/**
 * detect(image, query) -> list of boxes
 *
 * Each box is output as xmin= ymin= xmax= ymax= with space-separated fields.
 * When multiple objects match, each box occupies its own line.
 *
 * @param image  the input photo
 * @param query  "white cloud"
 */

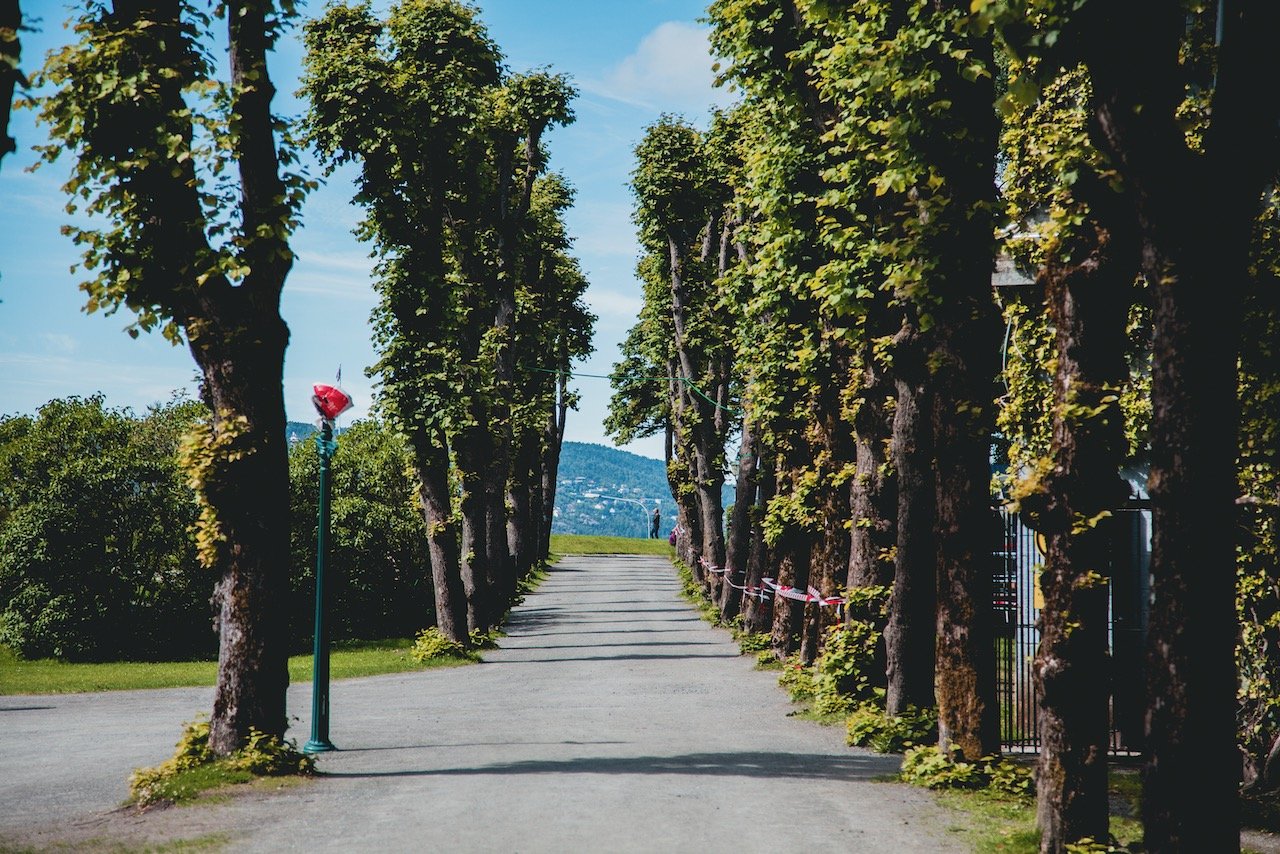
xmin=586 ymin=288 xmax=643 ymax=320
xmin=286 ymin=247 xmax=377 ymax=300
xmin=38 ymin=333 xmax=78 ymax=355
xmin=586 ymin=22 xmax=735 ymax=114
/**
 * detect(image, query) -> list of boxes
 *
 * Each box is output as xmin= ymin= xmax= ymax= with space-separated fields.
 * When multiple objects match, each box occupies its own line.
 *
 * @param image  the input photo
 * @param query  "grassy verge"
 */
xmin=0 ymin=638 xmax=471 ymax=696
xmin=0 ymin=832 xmax=232 ymax=853
xmin=924 ymin=766 xmax=1143 ymax=853
xmin=0 ymin=551 xmax=568 ymax=697
xmin=549 ymin=533 xmax=675 ymax=556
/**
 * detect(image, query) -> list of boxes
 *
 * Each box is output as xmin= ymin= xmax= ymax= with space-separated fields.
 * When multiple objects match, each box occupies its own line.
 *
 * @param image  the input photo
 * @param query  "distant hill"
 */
xmin=286 ymin=420 xmax=319 ymax=445
xmin=289 ymin=426 xmax=727 ymax=539
xmin=552 ymin=441 xmax=733 ymax=539
xmin=286 ymin=420 xmax=348 ymax=447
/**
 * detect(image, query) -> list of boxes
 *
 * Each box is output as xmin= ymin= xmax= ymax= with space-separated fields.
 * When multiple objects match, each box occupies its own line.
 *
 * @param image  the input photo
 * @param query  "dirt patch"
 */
xmin=0 ymin=775 xmax=317 ymax=853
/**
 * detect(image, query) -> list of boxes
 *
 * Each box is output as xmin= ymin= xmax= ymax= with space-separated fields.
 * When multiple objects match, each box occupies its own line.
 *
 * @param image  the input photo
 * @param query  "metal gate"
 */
xmin=994 ymin=502 xmax=1151 ymax=755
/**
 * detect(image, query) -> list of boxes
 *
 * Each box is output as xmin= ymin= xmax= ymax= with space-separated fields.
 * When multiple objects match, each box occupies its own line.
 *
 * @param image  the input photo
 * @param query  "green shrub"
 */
xmin=778 ymin=654 xmax=817 ymax=702
xmin=736 ymin=631 xmax=771 ymax=653
xmin=0 ymin=395 xmax=212 ymax=662
xmin=129 ymin=717 xmax=313 ymax=807
xmin=232 ymin=727 xmax=316 ymax=776
xmin=899 ymin=745 xmax=1034 ymax=800
xmin=1064 ymin=840 xmax=1123 ymax=853
xmin=288 ymin=419 xmax=435 ymax=650
xmin=811 ymin=620 xmax=882 ymax=712
xmin=755 ymin=650 xmax=782 ymax=669
xmin=410 ymin=627 xmax=468 ymax=662
xmin=469 ymin=628 xmax=500 ymax=650
xmin=845 ymin=703 xmax=938 ymax=753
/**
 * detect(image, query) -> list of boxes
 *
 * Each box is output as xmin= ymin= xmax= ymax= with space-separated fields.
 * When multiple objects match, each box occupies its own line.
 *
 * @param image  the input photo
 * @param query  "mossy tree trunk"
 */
xmin=1028 ymin=185 xmax=1138 ymax=850
xmin=411 ymin=431 xmax=468 ymax=645
xmin=1073 ymin=4 xmax=1280 ymax=847
xmin=885 ymin=336 xmax=937 ymax=715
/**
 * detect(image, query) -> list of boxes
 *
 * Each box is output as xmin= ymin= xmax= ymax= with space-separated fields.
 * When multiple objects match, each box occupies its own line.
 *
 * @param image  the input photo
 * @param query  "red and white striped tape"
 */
xmin=762 ymin=578 xmax=842 ymax=607
xmin=692 ymin=560 xmax=840 ymax=607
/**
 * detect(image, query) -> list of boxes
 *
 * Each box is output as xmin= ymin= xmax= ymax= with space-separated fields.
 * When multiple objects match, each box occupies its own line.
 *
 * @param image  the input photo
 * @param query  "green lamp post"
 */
xmin=303 ymin=379 xmax=352 ymax=755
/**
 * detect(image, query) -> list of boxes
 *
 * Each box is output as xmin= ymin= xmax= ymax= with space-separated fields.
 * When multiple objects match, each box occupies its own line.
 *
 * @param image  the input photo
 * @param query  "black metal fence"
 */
xmin=995 ymin=502 xmax=1151 ymax=755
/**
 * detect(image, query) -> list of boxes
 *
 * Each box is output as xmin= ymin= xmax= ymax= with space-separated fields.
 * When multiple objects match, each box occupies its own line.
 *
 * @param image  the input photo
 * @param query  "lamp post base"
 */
xmin=302 ymin=739 xmax=337 ymax=754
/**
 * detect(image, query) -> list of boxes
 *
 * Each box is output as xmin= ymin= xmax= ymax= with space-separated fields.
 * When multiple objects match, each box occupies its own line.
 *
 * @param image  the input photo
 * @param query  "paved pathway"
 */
xmin=1 ymin=555 xmax=967 ymax=853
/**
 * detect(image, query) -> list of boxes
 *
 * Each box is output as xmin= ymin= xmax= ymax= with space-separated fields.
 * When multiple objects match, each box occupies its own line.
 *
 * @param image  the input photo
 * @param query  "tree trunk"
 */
xmin=803 ymin=336 xmax=854 ymax=662
xmin=506 ymin=425 xmax=540 ymax=581
xmin=720 ymin=416 xmax=757 ymax=622
xmin=539 ymin=374 xmax=569 ymax=560
xmin=485 ymin=471 xmax=511 ymax=607
xmin=1075 ymin=5 xmax=1280 ymax=846
xmin=0 ymin=0 xmax=19 ymax=164
xmin=770 ymin=464 xmax=812 ymax=660
xmin=692 ymin=440 xmax=728 ymax=598
xmin=741 ymin=448 xmax=775 ymax=636
xmin=668 ymin=234 xmax=728 ymax=596
xmin=885 ymin=361 xmax=937 ymax=716
xmin=1030 ymin=201 xmax=1137 ymax=851
xmin=769 ymin=536 xmax=810 ymax=660
xmin=1138 ymin=233 xmax=1243 ymax=854
xmin=926 ymin=11 xmax=1001 ymax=762
xmin=849 ymin=319 xmax=898 ymax=592
xmin=455 ymin=425 xmax=492 ymax=634
xmin=199 ymin=0 xmax=295 ymax=757
xmin=410 ymin=430 xmax=468 ymax=644
xmin=668 ymin=414 xmax=703 ymax=573
xmin=195 ymin=320 xmax=291 ymax=756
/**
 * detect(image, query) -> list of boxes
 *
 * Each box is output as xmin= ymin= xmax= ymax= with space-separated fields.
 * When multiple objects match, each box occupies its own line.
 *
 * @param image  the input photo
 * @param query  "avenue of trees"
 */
xmin=297 ymin=0 xmax=593 ymax=641
xmin=5 ymin=0 xmax=592 ymax=762
xmin=606 ymin=2 xmax=1280 ymax=852
xmin=6 ymin=1 xmax=1280 ymax=852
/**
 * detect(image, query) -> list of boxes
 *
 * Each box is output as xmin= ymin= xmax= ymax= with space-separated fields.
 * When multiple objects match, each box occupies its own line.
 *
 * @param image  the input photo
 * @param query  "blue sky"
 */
xmin=0 ymin=0 xmax=734 ymax=461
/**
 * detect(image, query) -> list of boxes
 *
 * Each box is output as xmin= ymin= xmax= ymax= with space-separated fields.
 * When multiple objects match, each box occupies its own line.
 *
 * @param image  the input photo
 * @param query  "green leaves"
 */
xmin=35 ymin=0 xmax=309 ymax=341
xmin=0 ymin=395 xmax=211 ymax=662
xmin=300 ymin=0 xmax=590 ymax=567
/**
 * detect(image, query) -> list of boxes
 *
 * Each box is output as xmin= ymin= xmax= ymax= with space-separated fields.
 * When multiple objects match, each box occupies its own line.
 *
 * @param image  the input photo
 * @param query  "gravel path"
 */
xmin=1 ymin=554 xmax=968 ymax=853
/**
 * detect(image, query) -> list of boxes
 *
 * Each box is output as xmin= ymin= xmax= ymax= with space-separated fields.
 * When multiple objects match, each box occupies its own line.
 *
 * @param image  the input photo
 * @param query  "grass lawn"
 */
xmin=0 ymin=638 xmax=470 ymax=696
xmin=0 ymin=538 xmax=669 ymax=696
xmin=549 ymin=532 xmax=675 ymax=556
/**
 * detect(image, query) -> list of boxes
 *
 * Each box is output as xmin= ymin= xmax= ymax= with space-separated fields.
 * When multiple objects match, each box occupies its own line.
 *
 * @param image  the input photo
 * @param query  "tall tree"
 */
xmin=302 ymin=0 xmax=585 ymax=638
xmin=631 ymin=116 xmax=736 ymax=597
xmin=998 ymin=62 xmax=1144 ymax=850
xmin=300 ymin=0 xmax=501 ymax=642
xmin=36 ymin=0 xmax=310 ymax=754
xmin=509 ymin=174 xmax=594 ymax=573
xmin=471 ymin=70 xmax=575 ymax=605
xmin=987 ymin=2 xmax=1280 ymax=847
xmin=806 ymin=0 xmax=1002 ymax=758
xmin=710 ymin=0 xmax=1003 ymax=748
xmin=0 ymin=0 xmax=20 ymax=166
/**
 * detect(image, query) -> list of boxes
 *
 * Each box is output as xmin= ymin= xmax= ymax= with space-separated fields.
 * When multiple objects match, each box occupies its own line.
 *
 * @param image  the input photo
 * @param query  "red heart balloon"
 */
xmin=312 ymin=383 xmax=354 ymax=421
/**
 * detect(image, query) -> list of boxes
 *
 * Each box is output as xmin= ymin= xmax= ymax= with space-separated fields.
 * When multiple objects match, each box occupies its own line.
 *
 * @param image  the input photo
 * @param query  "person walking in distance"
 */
xmin=650 ymin=505 xmax=661 ymax=539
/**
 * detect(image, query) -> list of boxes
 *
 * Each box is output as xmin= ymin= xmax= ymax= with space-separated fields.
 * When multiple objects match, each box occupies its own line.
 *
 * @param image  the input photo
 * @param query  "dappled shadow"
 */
xmin=321 ymin=749 xmax=901 ymax=782
xmin=498 ymin=641 xmax=724 ymax=651
xmin=579 ymin=607 xmax=694 ymax=614
xmin=335 ymin=739 xmax=630 ymax=753
xmin=496 ymin=610 xmax=568 ymax=633
xmin=508 ymin=628 xmax=709 ymax=638
xmin=485 ymin=652 xmax=739 ymax=664
xmin=538 ymin=617 xmax=703 ymax=626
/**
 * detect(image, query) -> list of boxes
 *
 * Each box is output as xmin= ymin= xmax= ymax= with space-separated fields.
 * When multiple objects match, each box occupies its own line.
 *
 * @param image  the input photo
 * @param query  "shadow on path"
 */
xmin=321 ymin=750 xmax=901 ymax=783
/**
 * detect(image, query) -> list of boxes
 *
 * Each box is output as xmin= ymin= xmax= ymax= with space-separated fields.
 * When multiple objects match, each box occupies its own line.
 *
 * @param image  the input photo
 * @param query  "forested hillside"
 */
xmin=552 ymin=441 xmax=731 ymax=538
